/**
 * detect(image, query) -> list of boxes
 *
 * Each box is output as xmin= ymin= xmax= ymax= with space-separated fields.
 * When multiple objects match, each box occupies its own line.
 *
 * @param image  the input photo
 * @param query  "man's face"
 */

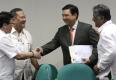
xmin=4 ymin=19 xmax=13 ymax=33
xmin=5 ymin=24 xmax=13 ymax=33
xmin=92 ymin=15 xmax=103 ymax=28
xmin=14 ymin=11 xmax=26 ymax=29
xmin=62 ymin=9 xmax=77 ymax=26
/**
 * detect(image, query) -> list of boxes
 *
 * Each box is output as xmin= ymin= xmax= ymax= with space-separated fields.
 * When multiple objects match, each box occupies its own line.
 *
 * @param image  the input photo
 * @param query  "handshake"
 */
xmin=31 ymin=48 xmax=43 ymax=59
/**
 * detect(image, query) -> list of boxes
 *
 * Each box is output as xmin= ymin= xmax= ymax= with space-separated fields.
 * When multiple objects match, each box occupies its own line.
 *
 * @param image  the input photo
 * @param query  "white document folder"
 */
xmin=69 ymin=45 xmax=93 ymax=63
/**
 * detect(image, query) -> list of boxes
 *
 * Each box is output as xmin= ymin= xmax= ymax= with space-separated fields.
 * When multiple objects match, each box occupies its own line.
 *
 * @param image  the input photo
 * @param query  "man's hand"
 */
xmin=36 ymin=48 xmax=43 ymax=54
xmin=94 ymin=65 xmax=100 ymax=75
xmin=32 ymin=49 xmax=41 ymax=59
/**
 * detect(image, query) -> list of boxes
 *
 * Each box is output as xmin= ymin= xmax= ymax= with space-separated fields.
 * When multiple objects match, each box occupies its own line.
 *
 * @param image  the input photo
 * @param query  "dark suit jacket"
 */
xmin=41 ymin=21 xmax=99 ymax=67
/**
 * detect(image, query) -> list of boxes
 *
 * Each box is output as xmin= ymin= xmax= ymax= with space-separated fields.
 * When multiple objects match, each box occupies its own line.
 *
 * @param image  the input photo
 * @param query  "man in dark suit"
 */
xmin=36 ymin=4 xmax=99 ymax=68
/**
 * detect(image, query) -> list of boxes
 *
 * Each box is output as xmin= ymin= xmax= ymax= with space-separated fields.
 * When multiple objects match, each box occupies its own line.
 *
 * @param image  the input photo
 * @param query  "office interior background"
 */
xmin=0 ymin=0 xmax=116 ymax=68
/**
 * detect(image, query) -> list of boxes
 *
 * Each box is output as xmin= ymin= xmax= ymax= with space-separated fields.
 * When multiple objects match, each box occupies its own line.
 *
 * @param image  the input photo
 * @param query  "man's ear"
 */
xmin=3 ymin=23 xmax=7 ymax=28
xmin=11 ymin=17 xmax=15 ymax=23
xmin=73 ymin=13 xmax=77 ymax=16
xmin=10 ymin=17 xmax=16 ymax=24
xmin=74 ymin=13 xmax=78 ymax=19
xmin=99 ymin=16 xmax=105 ymax=20
xmin=2 ymin=23 xmax=8 ymax=31
xmin=96 ymin=16 xmax=104 ymax=22
xmin=100 ymin=16 xmax=106 ymax=23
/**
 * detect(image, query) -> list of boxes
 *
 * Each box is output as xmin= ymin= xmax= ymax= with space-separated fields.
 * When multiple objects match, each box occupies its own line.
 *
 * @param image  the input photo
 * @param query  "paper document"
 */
xmin=69 ymin=45 xmax=93 ymax=63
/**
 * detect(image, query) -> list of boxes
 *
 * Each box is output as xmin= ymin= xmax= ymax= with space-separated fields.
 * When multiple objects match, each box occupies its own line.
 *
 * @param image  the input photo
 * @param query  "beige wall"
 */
xmin=0 ymin=0 xmax=116 ymax=69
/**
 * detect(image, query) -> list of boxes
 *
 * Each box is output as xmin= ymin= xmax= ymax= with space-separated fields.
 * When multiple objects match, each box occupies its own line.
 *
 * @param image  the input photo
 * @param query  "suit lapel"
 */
xmin=74 ymin=22 xmax=81 ymax=45
xmin=64 ymin=25 xmax=72 ymax=46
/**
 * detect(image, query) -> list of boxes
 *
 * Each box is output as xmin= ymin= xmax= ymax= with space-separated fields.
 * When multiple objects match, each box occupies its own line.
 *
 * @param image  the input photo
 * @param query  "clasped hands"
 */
xmin=31 ymin=48 xmax=43 ymax=59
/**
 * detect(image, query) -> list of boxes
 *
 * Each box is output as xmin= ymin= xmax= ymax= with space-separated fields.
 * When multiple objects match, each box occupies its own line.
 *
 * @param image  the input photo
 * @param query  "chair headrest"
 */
xmin=35 ymin=64 xmax=58 ymax=80
xmin=57 ymin=63 xmax=96 ymax=80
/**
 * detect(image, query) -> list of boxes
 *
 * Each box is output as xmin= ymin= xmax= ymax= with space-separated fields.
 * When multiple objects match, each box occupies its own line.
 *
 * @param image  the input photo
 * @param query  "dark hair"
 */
xmin=62 ymin=4 xmax=79 ymax=16
xmin=93 ymin=4 xmax=111 ymax=20
xmin=10 ymin=8 xmax=23 ymax=17
xmin=0 ymin=11 xmax=13 ymax=28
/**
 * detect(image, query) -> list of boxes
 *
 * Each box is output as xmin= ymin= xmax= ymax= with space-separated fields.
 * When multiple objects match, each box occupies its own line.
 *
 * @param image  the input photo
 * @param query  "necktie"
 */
xmin=69 ymin=28 xmax=75 ymax=45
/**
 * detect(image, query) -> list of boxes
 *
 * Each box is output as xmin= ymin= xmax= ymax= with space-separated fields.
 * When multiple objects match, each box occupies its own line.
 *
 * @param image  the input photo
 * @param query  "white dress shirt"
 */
xmin=97 ymin=20 xmax=116 ymax=80
xmin=0 ymin=30 xmax=17 ymax=80
xmin=10 ymin=27 xmax=33 ymax=80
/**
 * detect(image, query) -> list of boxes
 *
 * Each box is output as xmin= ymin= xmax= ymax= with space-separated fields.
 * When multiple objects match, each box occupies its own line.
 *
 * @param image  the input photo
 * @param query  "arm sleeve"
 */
xmin=97 ymin=33 xmax=115 ymax=71
xmin=0 ymin=37 xmax=17 ymax=58
xmin=41 ymin=29 xmax=60 ymax=55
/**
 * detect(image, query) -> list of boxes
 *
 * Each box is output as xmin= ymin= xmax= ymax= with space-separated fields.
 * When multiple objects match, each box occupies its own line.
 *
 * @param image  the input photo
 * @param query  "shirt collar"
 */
xmin=98 ymin=20 xmax=112 ymax=33
xmin=11 ymin=27 xmax=24 ymax=34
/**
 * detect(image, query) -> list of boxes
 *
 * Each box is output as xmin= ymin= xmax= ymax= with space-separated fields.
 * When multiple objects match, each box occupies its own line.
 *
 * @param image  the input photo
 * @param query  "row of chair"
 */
xmin=35 ymin=63 xmax=96 ymax=80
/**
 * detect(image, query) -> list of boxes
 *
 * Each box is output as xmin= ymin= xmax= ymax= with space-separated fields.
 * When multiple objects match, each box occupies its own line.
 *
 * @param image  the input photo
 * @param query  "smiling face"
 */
xmin=13 ymin=10 xmax=26 ymax=32
xmin=62 ymin=9 xmax=77 ymax=26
